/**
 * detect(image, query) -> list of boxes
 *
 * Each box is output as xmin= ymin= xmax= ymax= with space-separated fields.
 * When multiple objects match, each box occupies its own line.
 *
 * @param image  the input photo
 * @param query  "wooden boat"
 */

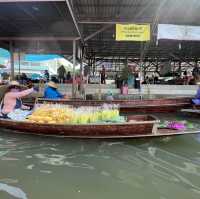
xmin=0 ymin=115 xmax=199 ymax=138
xmin=0 ymin=115 xmax=159 ymax=138
xmin=36 ymin=97 xmax=192 ymax=113
xmin=181 ymin=109 xmax=200 ymax=116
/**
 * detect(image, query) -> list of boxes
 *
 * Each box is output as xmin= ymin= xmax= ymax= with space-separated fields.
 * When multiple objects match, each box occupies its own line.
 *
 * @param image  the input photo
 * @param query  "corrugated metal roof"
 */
xmin=72 ymin=0 xmax=200 ymax=59
xmin=1 ymin=0 xmax=200 ymax=60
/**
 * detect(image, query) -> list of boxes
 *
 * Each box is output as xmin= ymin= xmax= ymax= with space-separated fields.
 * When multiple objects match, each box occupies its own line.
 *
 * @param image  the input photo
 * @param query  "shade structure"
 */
xmin=1 ymin=0 xmax=200 ymax=61
xmin=0 ymin=64 xmax=6 ymax=68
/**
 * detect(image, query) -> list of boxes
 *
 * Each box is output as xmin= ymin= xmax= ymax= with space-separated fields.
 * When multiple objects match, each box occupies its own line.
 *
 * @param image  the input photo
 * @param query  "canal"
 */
xmin=0 ymin=113 xmax=199 ymax=199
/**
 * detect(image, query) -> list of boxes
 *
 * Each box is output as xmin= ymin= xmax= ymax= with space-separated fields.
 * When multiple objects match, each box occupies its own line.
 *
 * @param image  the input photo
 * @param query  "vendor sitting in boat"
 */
xmin=0 ymin=81 xmax=36 ymax=119
xmin=192 ymin=82 xmax=200 ymax=106
xmin=44 ymin=81 xmax=67 ymax=99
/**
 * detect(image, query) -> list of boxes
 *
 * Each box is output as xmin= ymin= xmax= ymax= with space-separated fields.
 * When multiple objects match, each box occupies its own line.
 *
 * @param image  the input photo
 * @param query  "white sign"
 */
xmin=157 ymin=24 xmax=200 ymax=41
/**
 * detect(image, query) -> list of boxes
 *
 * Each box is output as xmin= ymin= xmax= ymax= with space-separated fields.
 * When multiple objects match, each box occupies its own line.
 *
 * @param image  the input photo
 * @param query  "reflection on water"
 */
xmin=0 ymin=183 xmax=27 ymax=199
xmin=0 ymin=114 xmax=199 ymax=199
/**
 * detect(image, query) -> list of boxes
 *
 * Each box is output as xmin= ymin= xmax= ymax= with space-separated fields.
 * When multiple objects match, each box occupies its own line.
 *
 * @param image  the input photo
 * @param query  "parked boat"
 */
xmin=0 ymin=115 xmax=158 ymax=138
xmin=0 ymin=115 xmax=199 ymax=138
xmin=181 ymin=109 xmax=200 ymax=116
xmin=36 ymin=97 xmax=192 ymax=113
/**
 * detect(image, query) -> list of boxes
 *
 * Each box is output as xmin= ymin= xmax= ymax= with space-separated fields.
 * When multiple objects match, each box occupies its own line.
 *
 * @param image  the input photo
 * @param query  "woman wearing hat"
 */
xmin=44 ymin=81 xmax=66 ymax=99
xmin=192 ymin=82 xmax=200 ymax=106
xmin=0 ymin=81 xmax=36 ymax=118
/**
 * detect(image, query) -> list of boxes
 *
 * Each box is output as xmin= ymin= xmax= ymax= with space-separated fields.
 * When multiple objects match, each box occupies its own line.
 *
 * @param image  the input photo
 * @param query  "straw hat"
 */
xmin=7 ymin=80 xmax=27 ymax=91
xmin=8 ymin=81 xmax=21 ymax=87
xmin=0 ymin=81 xmax=24 ymax=101
xmin=48 ymin=81 xmax=58 ymax=89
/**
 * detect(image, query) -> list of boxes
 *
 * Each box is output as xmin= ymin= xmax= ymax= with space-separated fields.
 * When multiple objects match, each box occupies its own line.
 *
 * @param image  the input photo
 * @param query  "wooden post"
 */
xmin=139 ymin=42 xmax=143 ymax=99
xmin=80 ymin=46 xmax=85 ymax=99
xmin=72 ymin=40 xmax=76 ymax=98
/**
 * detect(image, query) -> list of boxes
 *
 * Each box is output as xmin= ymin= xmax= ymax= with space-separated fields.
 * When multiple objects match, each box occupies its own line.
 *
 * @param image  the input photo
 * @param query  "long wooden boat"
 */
xmin=0 ymin=115 xmax=199 ymax=138
xmin=36 ymin=97 xmax=192 ymax=113
xmin=181 ymin=109 xmax=200 ymax=116
xmin=0 ymin=115 xmax=159 ymax=138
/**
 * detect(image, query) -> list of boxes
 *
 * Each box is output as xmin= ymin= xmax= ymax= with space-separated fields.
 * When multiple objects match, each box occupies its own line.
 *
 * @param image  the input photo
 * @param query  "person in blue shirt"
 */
xmin=192 ymin=82 xmax=200 ymax=105
xmin=44 ymin=81 xmax=66 ymax=99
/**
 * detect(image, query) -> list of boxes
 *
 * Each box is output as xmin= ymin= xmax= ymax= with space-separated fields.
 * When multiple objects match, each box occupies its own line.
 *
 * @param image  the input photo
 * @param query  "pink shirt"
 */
xmin=1 ymin=88 xmax=34 ymax=114
xmin=76 ymin=77 xmax=81 ymax=85
xmin=121 ymin=86 xmax=128 ymax=95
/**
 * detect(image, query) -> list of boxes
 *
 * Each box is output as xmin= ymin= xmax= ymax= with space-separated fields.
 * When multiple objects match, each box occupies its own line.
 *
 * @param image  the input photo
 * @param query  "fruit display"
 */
xmin=27 ymin=104 xmax=125 ymax=124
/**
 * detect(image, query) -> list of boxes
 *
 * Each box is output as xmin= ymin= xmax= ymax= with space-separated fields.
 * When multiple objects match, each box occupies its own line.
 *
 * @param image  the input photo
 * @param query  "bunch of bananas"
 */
xmin=27 ymin=105 xmax=120 ymax=124
xmin=27 ymin=106 xmax=73 ymax=124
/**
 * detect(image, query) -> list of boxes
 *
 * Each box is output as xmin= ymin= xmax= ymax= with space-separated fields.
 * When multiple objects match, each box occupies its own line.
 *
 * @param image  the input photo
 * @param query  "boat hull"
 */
xmin=0 ymin=115 xmax=159 ymax=138
xmin=0 ymin=119 xmax=199 ymax=139
xmin=36 ymin=97 xmax=192 ymax=113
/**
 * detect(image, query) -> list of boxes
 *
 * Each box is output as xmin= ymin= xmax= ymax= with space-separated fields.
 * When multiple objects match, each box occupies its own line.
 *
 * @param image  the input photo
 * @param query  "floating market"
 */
xmin=0 ymin=1 xmax=200 ymax=199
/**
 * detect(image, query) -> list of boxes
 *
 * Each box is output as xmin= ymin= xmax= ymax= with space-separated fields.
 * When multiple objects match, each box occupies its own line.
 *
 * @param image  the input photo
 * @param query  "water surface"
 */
xmin=0 ymin=113 xmax=199 ymax=199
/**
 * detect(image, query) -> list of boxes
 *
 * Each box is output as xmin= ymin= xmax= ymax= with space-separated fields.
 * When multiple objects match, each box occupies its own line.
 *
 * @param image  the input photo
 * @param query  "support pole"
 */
xmin=139 ymin=42 xmax=143 ymax=99
xmin=72 ymin=40 xmax=76 ymax=98
xmin=18 ymin=50 xmax=21 ymax=75
xmin=9 ymin=41 xmax=14 ymax=80
xmin=80 ymin=46 xmax=84 ymax=98
xmin=65 ymin=0 xmax=84 ymax=44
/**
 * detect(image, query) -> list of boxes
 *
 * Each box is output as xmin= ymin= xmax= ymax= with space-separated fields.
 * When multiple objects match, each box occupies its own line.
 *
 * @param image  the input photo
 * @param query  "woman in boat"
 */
xmin=44 ymin=81 xmax=66 ymax=99
xmin=192 ymin=82 xmax=200 ymax=106
xmin=0 ymin=81 xmax=36 ymax=119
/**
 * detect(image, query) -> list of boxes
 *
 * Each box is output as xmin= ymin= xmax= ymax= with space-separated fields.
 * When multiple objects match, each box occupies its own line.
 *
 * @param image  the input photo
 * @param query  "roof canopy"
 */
xmin=0 ymin=0 xmax=78 ymax=55
xmin=1 ymin=0 xmax=200 ymax=60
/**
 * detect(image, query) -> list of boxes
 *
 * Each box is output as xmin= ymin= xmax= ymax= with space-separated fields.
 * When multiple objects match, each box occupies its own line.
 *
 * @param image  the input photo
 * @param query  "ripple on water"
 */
xmin=0 ymin=117 xmax=199 ymax=199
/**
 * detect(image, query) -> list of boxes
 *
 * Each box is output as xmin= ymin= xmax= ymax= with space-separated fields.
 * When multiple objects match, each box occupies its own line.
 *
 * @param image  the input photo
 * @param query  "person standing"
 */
xmin=100 ymin=65 xmax=106 ymax=84
xmin=192 ymin=82 xmax=200 ymax=106
xmin=66 ymin=71 xmax=72 ymax=83
xmin=183 ymin=70 xmax=188 ymax=85
xmin=76 ymin=75 xmax=81 ymax=91
xmin=192 ymin=65 xmax=200 ymax=83
xmin=44 ymin=70 xmax=49 ymax=82
xmin=57 ymin=65 xmax=66 ymax=84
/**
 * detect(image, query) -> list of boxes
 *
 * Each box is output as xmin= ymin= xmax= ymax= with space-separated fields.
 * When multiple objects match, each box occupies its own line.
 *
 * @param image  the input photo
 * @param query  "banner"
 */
xmin=116 ymin=24 xmax=150 ymax=41
xmin=158 ymin=24 xmax=200 ymax=41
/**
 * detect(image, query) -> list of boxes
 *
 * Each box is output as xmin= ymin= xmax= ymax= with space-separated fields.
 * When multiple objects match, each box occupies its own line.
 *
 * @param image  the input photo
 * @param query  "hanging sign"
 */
xmin=158 ymin=24 xmax=200 ymax=41
xmin=116 ymin=24 xmax=151 ymax=41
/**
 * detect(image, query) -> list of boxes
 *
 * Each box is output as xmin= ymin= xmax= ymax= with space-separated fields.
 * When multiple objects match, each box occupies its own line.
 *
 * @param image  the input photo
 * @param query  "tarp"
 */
xmin=0 ymin=48 xmax=61 ymax=62
xmin=116 ymin=24 xmax=150 ymax=41
xmin=0 ymin=48 xmax=9 ymax=58
xmin=158 ymin=24 xmax=200 ymax=41
xmin=0 ymin=48 xmax=9 ymax=65
xmin=25 ymin=54 xmax=61 ymax=62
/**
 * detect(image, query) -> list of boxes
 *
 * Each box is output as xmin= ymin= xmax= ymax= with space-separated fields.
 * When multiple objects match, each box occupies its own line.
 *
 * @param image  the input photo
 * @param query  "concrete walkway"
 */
xmin=54 ymin=84 xmax=197 ymax=97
